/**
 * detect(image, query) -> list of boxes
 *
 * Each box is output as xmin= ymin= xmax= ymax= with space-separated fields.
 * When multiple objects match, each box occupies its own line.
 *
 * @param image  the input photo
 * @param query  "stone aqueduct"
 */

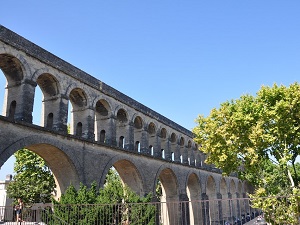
xmin=0 ymin=25 xmax=252 ymax=223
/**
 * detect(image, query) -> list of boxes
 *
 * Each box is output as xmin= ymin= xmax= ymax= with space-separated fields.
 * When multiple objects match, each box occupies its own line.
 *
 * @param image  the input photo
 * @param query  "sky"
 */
xmin=0 ymin=0 xmax=300 ymax=180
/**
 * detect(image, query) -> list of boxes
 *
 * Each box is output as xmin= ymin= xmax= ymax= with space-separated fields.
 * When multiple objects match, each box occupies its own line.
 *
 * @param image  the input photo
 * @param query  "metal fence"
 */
xmin=0 ymin=197 xmax=288 ymax=225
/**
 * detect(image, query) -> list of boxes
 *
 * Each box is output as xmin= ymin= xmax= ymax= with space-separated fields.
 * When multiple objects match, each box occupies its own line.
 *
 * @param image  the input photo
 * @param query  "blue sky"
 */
xmin=1 ymin=0 xmax=300 ymax=179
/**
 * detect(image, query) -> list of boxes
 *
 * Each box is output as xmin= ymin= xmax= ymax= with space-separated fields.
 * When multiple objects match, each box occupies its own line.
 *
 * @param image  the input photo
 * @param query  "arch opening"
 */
xmin=187 ymin=173 xmax=202 ymax=225
xmin=157 ymin=168 xmax=179 ymax=225
xmin=0 ymin=143 xmax=80 ymax=202
xmin=111 ymin=159 xmax=144 ymax=196
xmin=95 ymin=99 xmax=111 ymax=142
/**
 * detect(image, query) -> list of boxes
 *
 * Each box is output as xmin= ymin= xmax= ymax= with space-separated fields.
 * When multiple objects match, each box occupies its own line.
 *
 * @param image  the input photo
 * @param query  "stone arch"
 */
xmin=94 ymin=98 xmax=112 ymax=143
xmin=35 ymin=72 xmax=61 ymax=128
xmin=170 ymin=132 xmax=178 ymax=162
xmin=68 ymin=87 xmax=89 ymax=137
xmin=147 ymin=121 xmax=156 ymax=156
xmin=0 ymin=53 xmax=33 ymax=121
xmin=156 ymin=167 xmax=180 ymax=225
xmin=179 ymin=136 xmax=188 ymax=164
xmin=0 ymin=53 xmax=24 ymax=83
xmin=133 ymin=115 xmax=143 ymax=153
xmin=220 ymin=178 xmax=230 ymax=222
xmin=186 ymin=172 xmax=202 ymax=225
xmin=115 ymin=107 xmax=129 ymax=149
xmin=229 ymin=179 xmax=238 ymax=220
xmin=0 ymin=135 xmax=81 ymax=198
xmin=206 ymin=175 xmax=218 ymax=224
xmin=0 ymin=48 xmax=32 ymax=80
xmin=160 ymin=127 xmax=168 ymax=159
xmin=100 ymin=156 xmax=144 ymax=196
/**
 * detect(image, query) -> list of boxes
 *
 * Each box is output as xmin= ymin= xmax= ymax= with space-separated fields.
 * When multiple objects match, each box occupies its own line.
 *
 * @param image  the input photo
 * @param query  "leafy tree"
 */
xmin=50 ymin=168 xmax=155 ymax=225
xmin=193 ymin=83 xmax=300 ymax=224
xmin=6 ymin=149 xmax=56 ymax=205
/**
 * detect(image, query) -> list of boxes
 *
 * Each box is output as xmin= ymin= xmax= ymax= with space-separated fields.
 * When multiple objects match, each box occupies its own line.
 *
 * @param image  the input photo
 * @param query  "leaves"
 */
xmin=193 ymin=82 xmax=300 ymax=187
xmin=193 ymin=82 xmax=300 ymax=224
xmin=6 ymin=149 xmax=56 ymax=205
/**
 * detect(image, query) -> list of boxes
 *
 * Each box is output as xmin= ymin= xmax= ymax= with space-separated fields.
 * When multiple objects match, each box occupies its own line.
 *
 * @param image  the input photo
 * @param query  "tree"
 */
xmin=193 ymin=83 xmax=300 ymax=224
xmin=6 ymin=149 xmax=56 ymax=205
xmin=50 ymin=168 xmax=155 ymax=225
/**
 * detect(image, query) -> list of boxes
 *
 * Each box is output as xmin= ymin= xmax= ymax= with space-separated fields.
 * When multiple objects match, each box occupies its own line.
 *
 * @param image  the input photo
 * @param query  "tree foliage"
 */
xmin=48 ymin=168 xmax=155 ymax=225
xmin=193 ymin=83 xmax=300 ymax=224
xmin=6 ymin=149 xmax=56 ymax=205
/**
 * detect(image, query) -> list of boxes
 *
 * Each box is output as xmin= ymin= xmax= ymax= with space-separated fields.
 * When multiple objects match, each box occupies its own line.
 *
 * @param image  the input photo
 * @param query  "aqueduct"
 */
xmin=0 ymin=25 xmax=252 ymax=224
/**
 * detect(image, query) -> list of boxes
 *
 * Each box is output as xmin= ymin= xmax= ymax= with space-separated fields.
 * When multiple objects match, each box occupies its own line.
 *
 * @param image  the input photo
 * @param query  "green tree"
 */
xmin=193 ymin=83 xmax=300 ymax=224
xmin=50 ymin=168 xmax=155 ymax=225
xmin=6 ymin=149 xmax=56 ymax=205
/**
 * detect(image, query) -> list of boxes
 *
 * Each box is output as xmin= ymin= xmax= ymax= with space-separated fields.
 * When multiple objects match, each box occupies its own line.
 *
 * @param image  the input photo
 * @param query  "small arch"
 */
xmin=160 ymin=128 xmax=167 ymax=139
xmin=135 ymin=141 xmax=140 ymax=152
xmin=76 ymin=122 xmax=83 ymax=136
xmin=180 ymin=137 xmax=185 ymax=146
xmin=100 ymin=130 xmax=106 ymax=143
xmin=134 ymin=116 xmax=143 ymax=129
xmin=149 ymin=145 xmax=154 ymax=155
xmin=170 ymin=132 xmax=177 ymax=143
xmin=69 ymin=88 xmax=88 ymax=109
xmin=161 ymin=149 xmax=165 ymax=159
xmin=46 ymin=113 xmax=54 ymax=129
xmin=8 ymin=100 xmax=16 ymax=119
xmin=95 ymin=99 xmax=110 ymax=117
xmin=0 ymin=54 xmax=24 ymax=83
xmin=188 ymin=140 xmax=192 ymax=148
xmin=148 ymin=122 xmax=156 ymax=135
xmin=117 ymin=108 xmax=128 ymax=123
xmin=36 ymin=73 xmax=59 ymax=98
xmin=119 ymin=136 xmax=125 ymax=148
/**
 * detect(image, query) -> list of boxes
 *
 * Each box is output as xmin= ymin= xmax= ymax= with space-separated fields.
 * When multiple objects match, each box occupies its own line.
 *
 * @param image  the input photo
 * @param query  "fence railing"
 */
xmin=0 ymin=196 xmax=294 ymax=225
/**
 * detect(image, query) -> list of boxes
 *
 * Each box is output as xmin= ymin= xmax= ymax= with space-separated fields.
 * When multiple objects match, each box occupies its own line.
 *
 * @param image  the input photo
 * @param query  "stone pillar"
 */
xmin=182 ymin=146 xmax=189 ymax=165
xmin=173 ymin=144 xmax=181 ymax=163
xmin=179 ymin=193 xmax=190 ymax=225
xmin=5 ymin=79 xmax=36 ymax=122
xmin=154 ymin=132 xmax=162 ymax=158
xmin=217 ymin=192 xmax=223 ymax=224
xmin=190 ymin=151 xmax=195 ymax=167
xmin=125 ymin=122 xmax=134 ymax=151
xmin=55 ymin=94 xmax=69 ymax=132
xmin=228 ymin=192 xmax=233 ymax=220
xmin=201 ymin=193 xmax=210 ymax=225
xmin=164 ymin=139 xmax=172 ymax=161
xmin=85 ymin=107 xmax=95 ymax=140
xmin=235 ymin=192 xmax=241 ymax=219
xmin=140 ymin=128 xmax=149 ymax=154
xmin=107 ymin=115 xmax=117 ymax=146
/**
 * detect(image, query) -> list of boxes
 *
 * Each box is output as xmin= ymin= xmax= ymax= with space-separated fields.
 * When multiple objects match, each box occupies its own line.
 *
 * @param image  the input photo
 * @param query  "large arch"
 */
xmin=206 ymin=175 xmax=218 ymax=224
xmin=100 ymin=157 xmax=144 ymax=196
xmin=220 ymin=178 xmax=230 ymax=222
xmin=0 ymin=135 xmax=80 ymax=198
xmin=156 ymin=167 xmax=179 ymax=225
xmin=229 ymin=179 xmax=238 ymax=220
xmin=186 ymin=172 xmax=202 ymax=225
